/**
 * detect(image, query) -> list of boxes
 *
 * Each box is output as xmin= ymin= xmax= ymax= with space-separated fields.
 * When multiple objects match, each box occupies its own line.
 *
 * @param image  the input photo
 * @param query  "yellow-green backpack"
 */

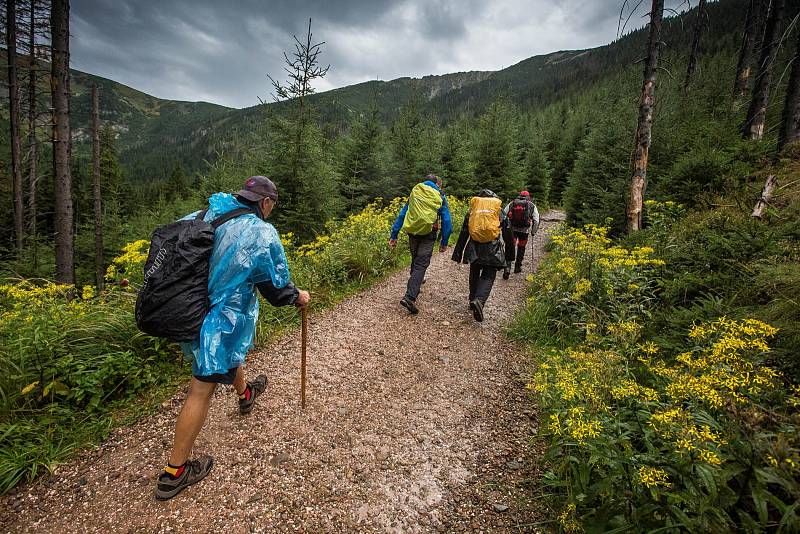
xmin=401 ymin=183 xmax=443 ymax=236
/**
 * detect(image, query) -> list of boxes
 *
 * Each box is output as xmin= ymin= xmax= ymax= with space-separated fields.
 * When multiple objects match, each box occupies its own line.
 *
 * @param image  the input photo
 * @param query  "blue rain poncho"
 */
xmin=178 ymin=192 xmax=291 ymax=376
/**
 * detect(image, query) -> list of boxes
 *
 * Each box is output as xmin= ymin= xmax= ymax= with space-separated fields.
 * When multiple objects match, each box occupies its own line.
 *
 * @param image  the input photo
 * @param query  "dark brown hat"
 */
xmin=236 ymin=176 xmax=278 ymax=202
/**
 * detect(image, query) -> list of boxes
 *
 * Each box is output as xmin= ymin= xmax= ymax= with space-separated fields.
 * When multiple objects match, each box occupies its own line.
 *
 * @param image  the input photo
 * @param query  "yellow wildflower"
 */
xmin=638 ymin=466 xmax=671 ymax=488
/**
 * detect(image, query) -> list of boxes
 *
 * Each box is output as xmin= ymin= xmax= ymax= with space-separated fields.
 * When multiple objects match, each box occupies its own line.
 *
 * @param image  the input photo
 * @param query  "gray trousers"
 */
xmin=405 ymin=232 xmax=436 ymax=301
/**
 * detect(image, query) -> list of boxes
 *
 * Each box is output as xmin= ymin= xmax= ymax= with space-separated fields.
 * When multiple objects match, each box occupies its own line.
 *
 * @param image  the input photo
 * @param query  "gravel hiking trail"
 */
xmin=2 ymin=212 xmax=565 ymax=534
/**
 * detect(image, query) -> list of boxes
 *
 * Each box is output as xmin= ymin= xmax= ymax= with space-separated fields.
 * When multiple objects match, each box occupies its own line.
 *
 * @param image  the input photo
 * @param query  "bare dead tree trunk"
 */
xmin=92 ymin=83 xmax=104 ymax=289
xmin=778 ymin=28 xmax=800 ymax=152
xmin=627 ymin=0 xmax=663 ymax=234
xmin=51 ymin=0 xmax=74 ymax=284
xmin=751 ymin=175 xmax=778 ymax=218
xmin=27 ymin=0 xmax=38 ymax=253
xmin=7 ymin=0 xmax=25 ymax=253
xmin=743 ymin=0 xmax=785 ymax=140
xmin=685 ymin=0 xmax=707 ymax=89
xmin=734 ymin=0 xmax=762 ymax=101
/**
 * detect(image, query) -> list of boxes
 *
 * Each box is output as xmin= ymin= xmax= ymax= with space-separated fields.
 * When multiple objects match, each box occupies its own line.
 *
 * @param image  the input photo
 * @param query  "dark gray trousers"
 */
xmin=405 ymin=232 xmax=436 ymax=301
xmin=469 ymin=263 xmax=498 ymax=303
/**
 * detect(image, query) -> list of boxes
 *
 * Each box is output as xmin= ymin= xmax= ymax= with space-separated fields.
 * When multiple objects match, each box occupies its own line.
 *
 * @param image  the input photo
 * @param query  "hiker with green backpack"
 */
xmin=451 ymin=189 xmax=506 ymax=322
xmin=388 ymin=175 xmax=453 ymax=314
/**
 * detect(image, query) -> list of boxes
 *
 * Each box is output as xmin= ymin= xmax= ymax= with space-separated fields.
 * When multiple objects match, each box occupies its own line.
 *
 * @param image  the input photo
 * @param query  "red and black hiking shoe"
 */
xmin=239 ymin=374 xmax=267 ymax=415
xmin=154 ymin=455 xmax=214 ymax=501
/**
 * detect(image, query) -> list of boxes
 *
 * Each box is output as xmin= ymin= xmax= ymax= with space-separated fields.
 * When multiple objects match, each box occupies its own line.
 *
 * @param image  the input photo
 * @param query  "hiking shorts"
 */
xmin=194 ymin=366 xmax=239 ymax=385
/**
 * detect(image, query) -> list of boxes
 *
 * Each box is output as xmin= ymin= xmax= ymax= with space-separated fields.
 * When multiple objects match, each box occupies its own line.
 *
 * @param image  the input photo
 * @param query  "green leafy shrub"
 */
xmin=657 ymin=209 xmax=784 ymax=306
xmin=533 ymin=316 xmax=799 ymax=532
xmin=658 ymin=148 xmax=732 ymax=207
xmin=0 ymin=280 xmax=175 ymax=492
xmin=513 ymin=219 xmax=800 ymax=532
xmin=509 ymin=223 xmax=664 ymax=340
xmin=645 ymin=201 xmax=799 ymax=378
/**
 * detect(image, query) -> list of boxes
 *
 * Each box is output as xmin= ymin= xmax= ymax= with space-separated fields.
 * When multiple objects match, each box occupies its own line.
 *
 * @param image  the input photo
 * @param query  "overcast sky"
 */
xmin=71 ymin=0 xmax=687 ymax=109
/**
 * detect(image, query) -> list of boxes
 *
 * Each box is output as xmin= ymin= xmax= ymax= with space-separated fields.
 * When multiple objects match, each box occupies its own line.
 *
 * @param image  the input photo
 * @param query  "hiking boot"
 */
xmin=514 ymin=265 xmax=522 ymax=274
xmin=239 ymin=374 xmax=267 ymax=415
xmin=502 ymin=268 xmax=510 ymax=280
xmin=154 ymin=455 xmax=214 ymax=501
xmin=469 ymin=300 xmax=484 ymax=322
xmin=400 ymin=297 xmax=419 ymax=315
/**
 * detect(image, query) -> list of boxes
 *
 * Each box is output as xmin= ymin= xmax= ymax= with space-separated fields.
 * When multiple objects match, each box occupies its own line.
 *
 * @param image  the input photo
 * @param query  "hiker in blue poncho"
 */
xmin=155 ymin=176 xmax=310 ymax=500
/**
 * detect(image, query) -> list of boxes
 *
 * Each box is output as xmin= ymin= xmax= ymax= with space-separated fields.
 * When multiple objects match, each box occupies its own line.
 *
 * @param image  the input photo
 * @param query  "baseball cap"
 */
xmin=236 ymin=176 xmax=278 ymax=202
xmin=519 ymin=190 xmax=530 ymax=198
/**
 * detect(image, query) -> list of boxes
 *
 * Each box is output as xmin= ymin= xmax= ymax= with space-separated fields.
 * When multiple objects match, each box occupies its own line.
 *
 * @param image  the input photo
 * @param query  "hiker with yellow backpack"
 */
xmin=450 ymin=189 xmax=506 ymax=322
xmin=389 ymin=175 xmax=452 ymax=314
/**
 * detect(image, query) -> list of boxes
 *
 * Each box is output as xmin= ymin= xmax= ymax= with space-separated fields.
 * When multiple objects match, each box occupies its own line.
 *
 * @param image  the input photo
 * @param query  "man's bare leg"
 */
xmin=236 ymin=366 xmax=268 ymax=415
xmin=168 ymin=378 xmax=217 ymax=466
xmin=232 ymin=366 xmax=246 ymax=396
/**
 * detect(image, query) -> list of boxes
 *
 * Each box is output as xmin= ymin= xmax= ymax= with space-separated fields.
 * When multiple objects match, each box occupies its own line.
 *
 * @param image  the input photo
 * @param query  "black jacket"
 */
xmin=451 ymin=211 xmax=507 ymax=268
xmin=256 ymin=280 xmax=300 ymax=307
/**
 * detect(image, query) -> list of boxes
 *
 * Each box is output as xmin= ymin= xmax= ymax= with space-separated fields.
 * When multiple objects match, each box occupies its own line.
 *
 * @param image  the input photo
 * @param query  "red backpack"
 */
xmin=509 ymin=199 xmax=528 ymax=226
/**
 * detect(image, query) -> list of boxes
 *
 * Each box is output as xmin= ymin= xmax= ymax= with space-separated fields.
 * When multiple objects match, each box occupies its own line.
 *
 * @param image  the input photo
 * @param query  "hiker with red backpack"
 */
xmin=389 ymin=175 xmax=452 ymax=315
xmin=451 ymin=189 xmax=506 ymax=322
xmin=144 ymin=176 xmax=310 ymax=500
xmin=501 ymin=191 xmax=540 ymax=279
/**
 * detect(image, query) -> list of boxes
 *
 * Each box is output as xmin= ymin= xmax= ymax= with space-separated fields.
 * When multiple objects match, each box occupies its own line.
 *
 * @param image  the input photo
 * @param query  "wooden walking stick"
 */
xmin=301 ymin=306 xmax=308 ymax=409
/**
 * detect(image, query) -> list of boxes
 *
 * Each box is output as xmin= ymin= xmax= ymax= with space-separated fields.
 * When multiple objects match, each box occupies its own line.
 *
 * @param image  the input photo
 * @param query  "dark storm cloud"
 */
xmin=71 ymin=0 xmax=679 ymax=109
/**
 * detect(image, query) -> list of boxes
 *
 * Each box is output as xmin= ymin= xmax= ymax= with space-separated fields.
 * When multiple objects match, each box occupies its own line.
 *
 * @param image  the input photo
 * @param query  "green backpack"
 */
xmin=401 ymin=182 xmax=443 ymax=236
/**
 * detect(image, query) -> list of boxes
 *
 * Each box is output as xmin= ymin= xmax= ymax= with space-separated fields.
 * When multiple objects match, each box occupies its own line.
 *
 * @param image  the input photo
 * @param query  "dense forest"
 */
xmin=1 ymin=0 xmax=800 ymax=530
xmin=1 ymin=0 xmax=786 ymax=279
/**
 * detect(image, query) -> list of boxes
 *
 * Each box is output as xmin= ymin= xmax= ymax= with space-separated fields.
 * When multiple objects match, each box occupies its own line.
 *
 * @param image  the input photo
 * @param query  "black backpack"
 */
xmin=135 ymin=207 xmax=254 ymax=342
xmin=509 ymin=199 xmax=528 ymax=226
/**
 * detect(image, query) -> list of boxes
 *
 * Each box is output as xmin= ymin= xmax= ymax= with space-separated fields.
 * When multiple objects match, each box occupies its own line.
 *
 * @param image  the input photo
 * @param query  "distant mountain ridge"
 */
xmin=62 ymin=67 xmax=497 ymax=180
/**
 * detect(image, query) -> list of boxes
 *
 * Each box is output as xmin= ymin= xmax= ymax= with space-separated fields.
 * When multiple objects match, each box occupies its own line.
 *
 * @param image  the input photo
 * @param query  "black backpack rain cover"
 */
xmin=135 ymin=208 xmax=253 ymax=342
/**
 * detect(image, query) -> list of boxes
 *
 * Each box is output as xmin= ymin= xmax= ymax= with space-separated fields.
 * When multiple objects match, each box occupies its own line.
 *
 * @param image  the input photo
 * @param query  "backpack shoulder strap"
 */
xmin=210 ymin=207 xmax=256 ymax=229
xmin=195 ymin=209 xmax=208 ymax=221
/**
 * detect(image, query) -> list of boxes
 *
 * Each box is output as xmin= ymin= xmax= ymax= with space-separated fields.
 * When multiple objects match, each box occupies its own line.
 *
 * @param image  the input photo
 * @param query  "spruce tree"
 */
xmin=416 ymin=116 xmax=443 ymax=180
xmin=265 ymin=20 xmax=340 ymax=238
xmin=338 ymin=106 xmax=387 ymax=211
xmin=438 ymin=122 xmax=475 ymax=198
xmin=473 ymin=101 xmax=524 ymax=201
xmin=168 ymin=161 xmax=189 ymax=199
xmin=522 ymin=142 xmax=552 ymax=206
xmin=388 ymin=102 xmax=425 ymax=196
xmin=547 ymin=105 xmax=587 ymax=204
xmin=267 ymin=112 xmax=340 ymax=238
xmin=563 ymin=117 xmax=631 ymax=236
xmin=51 ymin=0 xmax=74 ymax=283
xmin=99 ymin=125 xmax=124 ymax=215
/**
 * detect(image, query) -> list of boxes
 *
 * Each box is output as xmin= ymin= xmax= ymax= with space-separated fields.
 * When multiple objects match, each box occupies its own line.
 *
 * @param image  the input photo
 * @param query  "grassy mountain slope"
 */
xmin=62 ymin=69 xmax=493 ymax=180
